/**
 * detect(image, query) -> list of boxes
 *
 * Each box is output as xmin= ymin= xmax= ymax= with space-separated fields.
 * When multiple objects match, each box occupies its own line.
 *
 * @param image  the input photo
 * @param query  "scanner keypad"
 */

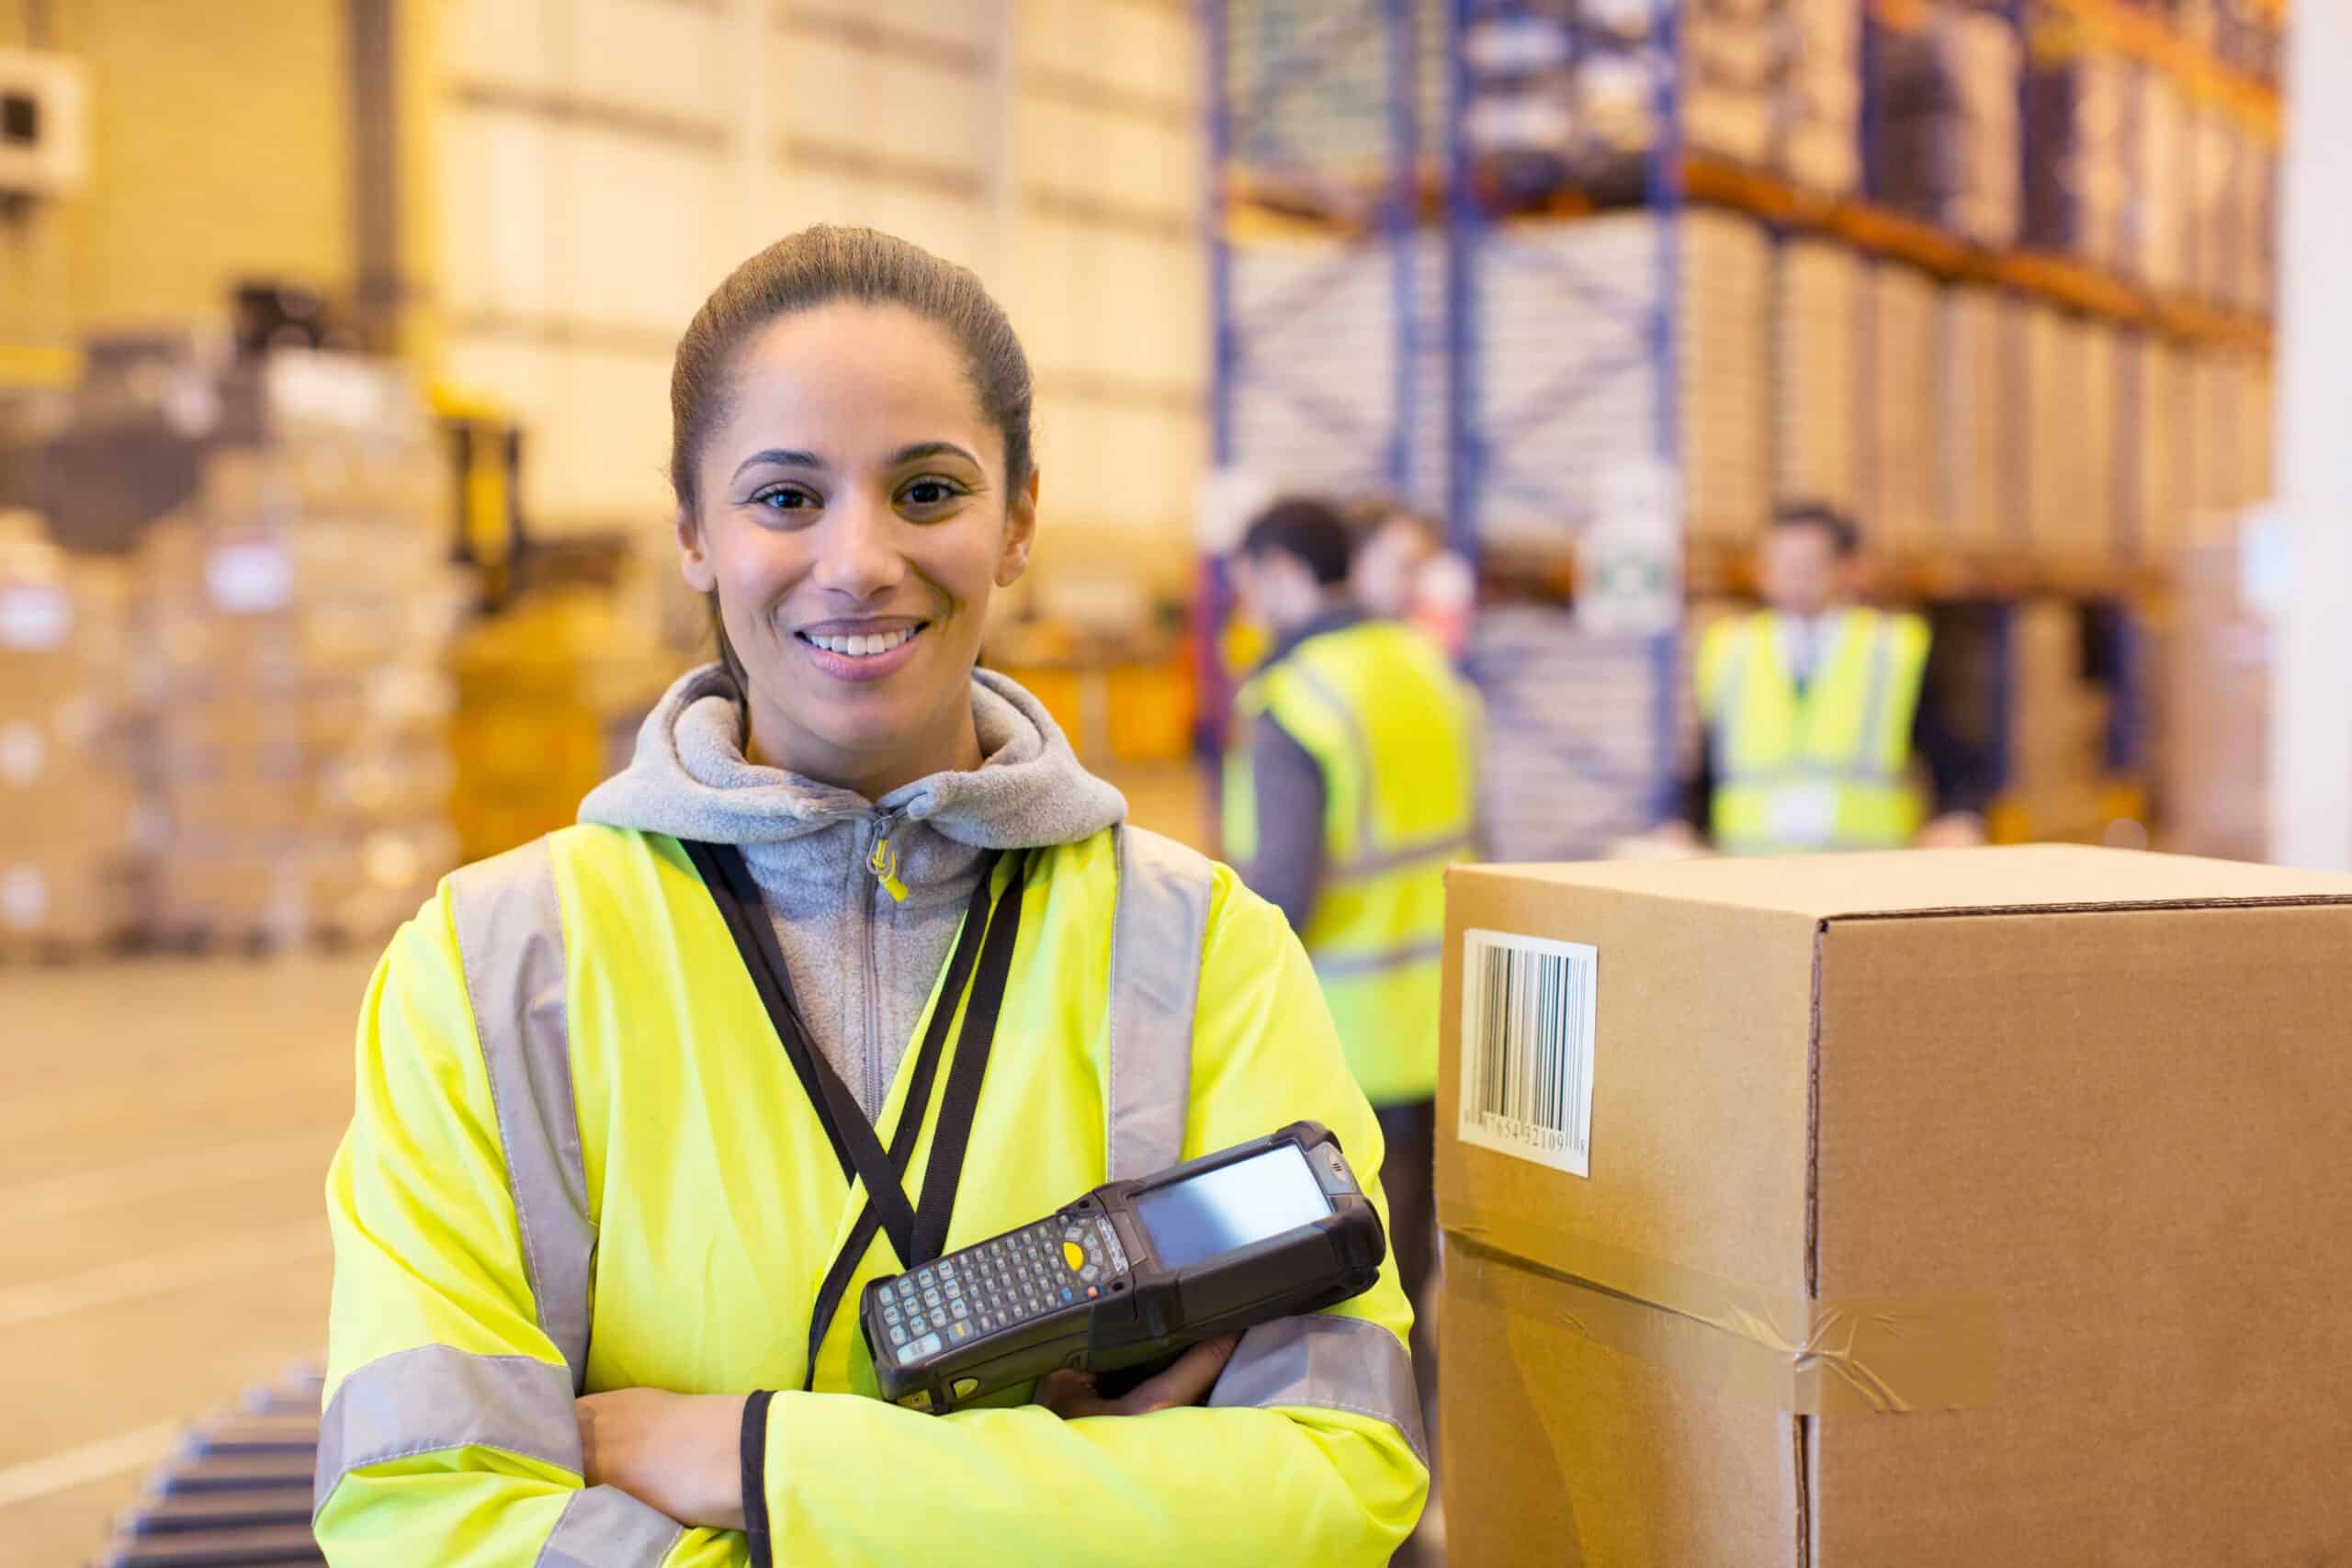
xmin=887 ymin=1214 xmax=1124 ymax=1361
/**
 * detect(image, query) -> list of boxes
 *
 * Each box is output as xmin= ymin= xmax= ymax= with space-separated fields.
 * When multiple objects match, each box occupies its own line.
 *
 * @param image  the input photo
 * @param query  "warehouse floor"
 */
xmin=0 ymin=764 xmax=1213 ymax=1563
xmin=2 ymin=953 xmax=367 ymax=1564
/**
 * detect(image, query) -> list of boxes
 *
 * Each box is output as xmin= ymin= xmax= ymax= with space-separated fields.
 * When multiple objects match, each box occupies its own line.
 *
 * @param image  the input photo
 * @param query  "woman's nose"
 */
xmin=808 ymin=495 xmax=905 ymax=600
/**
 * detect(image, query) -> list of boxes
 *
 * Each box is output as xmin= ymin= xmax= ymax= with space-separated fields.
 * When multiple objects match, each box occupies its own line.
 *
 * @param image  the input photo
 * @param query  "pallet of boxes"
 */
xmin=142 ymin=356 xmax=461 ymax=951
xmin=0 ymin=514 xmax=141 ymax=959
xmin=1440 ymin=848 xmax=2352 ymax=1565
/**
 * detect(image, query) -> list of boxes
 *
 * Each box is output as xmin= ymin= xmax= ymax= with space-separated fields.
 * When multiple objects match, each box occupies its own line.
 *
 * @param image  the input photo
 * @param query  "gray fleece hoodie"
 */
xmin=579 ymin=662 xmax=1128 ymax=1121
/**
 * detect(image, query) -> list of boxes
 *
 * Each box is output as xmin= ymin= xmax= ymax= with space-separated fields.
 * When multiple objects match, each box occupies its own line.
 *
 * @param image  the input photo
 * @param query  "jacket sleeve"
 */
xmin=315 ymin=897 xmax=684 ymax=1567
xmin=1238 ymin=710 xmax=1330 ymax=934
xmin=685 ymin=864 xmax=1429 ymax=1568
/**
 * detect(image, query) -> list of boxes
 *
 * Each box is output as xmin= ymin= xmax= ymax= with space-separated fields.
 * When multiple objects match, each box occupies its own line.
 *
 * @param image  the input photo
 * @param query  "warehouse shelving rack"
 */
xmin=1197 ymin=0 xmax=1442 ymax=758
xmin=1205 ymin=0 xmax=2283 ymax=849
xmin=1206 ymin=0 xmax=1436 ymax=504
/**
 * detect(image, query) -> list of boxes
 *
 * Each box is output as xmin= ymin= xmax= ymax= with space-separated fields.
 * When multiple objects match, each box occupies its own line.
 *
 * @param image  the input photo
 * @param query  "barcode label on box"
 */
xmin=1459 ymin=930 xmax=1598 ymax=1178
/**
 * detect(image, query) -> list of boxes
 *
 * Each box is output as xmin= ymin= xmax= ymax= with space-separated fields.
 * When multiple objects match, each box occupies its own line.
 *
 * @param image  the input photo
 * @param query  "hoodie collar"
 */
xmin=577 ymin=662 xmax=1128 ymax=853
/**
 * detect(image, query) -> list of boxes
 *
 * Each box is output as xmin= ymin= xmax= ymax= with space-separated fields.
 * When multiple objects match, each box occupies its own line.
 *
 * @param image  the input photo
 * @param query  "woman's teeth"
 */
xmin=806 ymin=626 xmax=919 ymax=658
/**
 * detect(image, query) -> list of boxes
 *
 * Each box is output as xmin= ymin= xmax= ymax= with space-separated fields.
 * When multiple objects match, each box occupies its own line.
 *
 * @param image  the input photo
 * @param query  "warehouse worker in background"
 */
xmin=314 ymin=227 xmax=1426 ymax=1568
xmin=1656 ymin=502 xmax=1988 ymax=855
xmin=1224 ymin=496 xmax=1479 ymax=1482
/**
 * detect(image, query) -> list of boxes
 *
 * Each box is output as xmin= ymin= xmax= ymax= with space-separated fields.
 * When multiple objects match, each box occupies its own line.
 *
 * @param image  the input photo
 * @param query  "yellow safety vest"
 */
xmin=1224 ymin=620 xmax=1479 ymax=1106
xmin=316 ymin=823 xmax=1426 ymax=1567
xmin=1698 ymin=608 xmax=1931 ymax=855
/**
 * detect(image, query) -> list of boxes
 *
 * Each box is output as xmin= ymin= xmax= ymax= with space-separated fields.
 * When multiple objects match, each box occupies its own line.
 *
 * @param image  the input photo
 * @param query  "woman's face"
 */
xmin=680 ymin=300 xmax=1037 ymax=794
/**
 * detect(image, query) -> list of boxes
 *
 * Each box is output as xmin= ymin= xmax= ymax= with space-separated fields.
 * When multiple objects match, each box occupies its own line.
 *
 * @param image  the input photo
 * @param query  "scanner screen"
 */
xmin=1134 ymin=1145 xmax=1331 ymax=1269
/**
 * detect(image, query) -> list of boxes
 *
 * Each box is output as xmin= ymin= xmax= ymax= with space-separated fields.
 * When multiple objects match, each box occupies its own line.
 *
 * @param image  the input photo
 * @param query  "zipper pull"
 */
xmin=867 ymin=834 xmax=910 ymax=903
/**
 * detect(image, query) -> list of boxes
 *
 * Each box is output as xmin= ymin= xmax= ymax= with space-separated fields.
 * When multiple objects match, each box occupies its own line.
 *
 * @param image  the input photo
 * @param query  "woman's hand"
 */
xmin=576 ymin=1389 xmax=749 ymax=1530
xmin=1033 ymin=1334 xmax=1241 ymax=1420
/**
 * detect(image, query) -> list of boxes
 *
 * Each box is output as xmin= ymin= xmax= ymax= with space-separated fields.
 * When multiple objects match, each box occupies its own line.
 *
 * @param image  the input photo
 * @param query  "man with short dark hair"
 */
xmin=1661 ymin=503 xmax=1986 ymax=853
xmin=1223 ymin=496 xmax=1477 ymax=1461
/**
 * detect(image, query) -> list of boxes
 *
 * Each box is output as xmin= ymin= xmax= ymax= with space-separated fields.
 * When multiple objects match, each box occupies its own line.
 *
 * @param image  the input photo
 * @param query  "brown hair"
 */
xmin=668 ymin=225 xmax=1035 ymax=687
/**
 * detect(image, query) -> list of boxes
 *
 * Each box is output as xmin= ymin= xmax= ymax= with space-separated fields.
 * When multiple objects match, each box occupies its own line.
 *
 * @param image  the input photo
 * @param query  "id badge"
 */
xmin=1764 ymin=784 xmax=1838 ymax=848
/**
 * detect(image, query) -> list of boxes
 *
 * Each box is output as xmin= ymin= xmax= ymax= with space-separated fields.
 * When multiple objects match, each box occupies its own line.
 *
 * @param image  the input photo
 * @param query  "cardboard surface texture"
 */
xmin=1440 ymin=847 xmax=2352 ymax=1567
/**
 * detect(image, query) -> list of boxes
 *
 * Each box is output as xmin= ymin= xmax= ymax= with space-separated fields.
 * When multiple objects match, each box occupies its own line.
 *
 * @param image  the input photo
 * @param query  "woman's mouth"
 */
xmin=800 ymin=625 xmax=921 ymax=658
xmin=795 ymin=621 xmax=930 ymax=681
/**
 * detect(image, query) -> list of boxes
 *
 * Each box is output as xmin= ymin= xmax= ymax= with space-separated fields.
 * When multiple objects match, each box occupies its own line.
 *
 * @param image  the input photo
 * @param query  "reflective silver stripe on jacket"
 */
xmin=1283 ymin=660 xmax=1380 ymax=859
xmin=315 ymin=1344 xmax=582 ymax=1515
xmin=448 ymin=839 xmax=597 ymax=1392
xmin=1850 ymin=613 xmax=1899 ymax=773
xmin=1212 ymin=1313 xmax=1429 ymax=1468
xmin=539 ymin=1486 xmax=686 ymax=1567
xmin=1105 ymin=826 xmax=1214 ymax=1180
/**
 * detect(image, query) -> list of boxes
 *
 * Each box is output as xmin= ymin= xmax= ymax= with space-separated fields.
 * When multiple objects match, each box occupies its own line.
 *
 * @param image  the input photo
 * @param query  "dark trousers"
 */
xmin=1374 ymin=1099 xmax=1437 ymax=1339
xmin=1374 ymin=1100 xmax=1430 ymax=1401
xmin=1375 ymin=1099 xmax=1442 ymax=1564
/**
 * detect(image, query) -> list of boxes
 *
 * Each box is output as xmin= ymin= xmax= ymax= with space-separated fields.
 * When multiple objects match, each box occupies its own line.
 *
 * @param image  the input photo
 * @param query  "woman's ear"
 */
xmin=996 ymin=467 xmax=1040 ymax=588
xmin=676 ymin=502 xmax=717 ymax=593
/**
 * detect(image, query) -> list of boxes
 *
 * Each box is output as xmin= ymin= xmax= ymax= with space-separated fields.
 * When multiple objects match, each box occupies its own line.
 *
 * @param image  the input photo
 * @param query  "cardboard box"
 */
xmin=1439 ymin=848 xmax=2352 ymax=1568
xmin=2161 ymin=533 xmax=2267 ymax=861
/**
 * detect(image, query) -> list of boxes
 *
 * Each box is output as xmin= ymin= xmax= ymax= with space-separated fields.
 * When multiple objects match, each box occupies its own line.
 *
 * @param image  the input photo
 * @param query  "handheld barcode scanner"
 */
xmin=858 ymin=1121 xmax=1385 ymax=1414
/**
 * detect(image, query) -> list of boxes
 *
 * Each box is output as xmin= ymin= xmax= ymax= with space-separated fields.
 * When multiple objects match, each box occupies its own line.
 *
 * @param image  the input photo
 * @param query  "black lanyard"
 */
xmin=680 ymin=838 xmax=1026 ymax=1390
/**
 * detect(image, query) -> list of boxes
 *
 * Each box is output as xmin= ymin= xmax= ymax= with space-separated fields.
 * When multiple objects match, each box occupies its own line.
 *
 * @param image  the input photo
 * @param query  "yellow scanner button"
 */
xmin=1062 ymin=1240 xmax=1085 ymax=1271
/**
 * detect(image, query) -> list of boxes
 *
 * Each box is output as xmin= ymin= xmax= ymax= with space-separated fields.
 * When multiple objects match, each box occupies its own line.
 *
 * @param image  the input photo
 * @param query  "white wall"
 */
xmin=2270 ymin=0 xmax=2352 ymax=868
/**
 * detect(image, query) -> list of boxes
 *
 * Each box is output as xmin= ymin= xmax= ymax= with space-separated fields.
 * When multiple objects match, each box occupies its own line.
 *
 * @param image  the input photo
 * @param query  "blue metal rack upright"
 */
xmin=1198 ymin=0 xmax=1440 ymax=762
xmin=1204 ymin=0 xmax=1695 ymax=858
xmin=1442 ymin=0 xmax=1690 ymax=858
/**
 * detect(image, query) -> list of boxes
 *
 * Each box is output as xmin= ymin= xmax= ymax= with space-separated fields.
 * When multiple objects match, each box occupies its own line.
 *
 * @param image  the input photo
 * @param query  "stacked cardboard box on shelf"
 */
xmin=2078 ymin=319 xmax=2122 ymax=562
xmin=1996 ymin=598 xmax=2117 ymax=841
xmin=1869 ymin=4 xmax=2021 ymax=245
xmin=1440 ymin=848 xmax=2352 ymax=1568
xmin=2123 ymin=69 xmax=2189 ymax=294
xmin=1779 ymin=0 xmax=1860 ymax=195
xmin=2161 ymin=524 xmax=2267 ymax=861
xmin=2022 ymin=305 xmax=2123 ymax=562
xmin=1682 ymin=0 xmax=1778 ymax=169
xmin=2185 ymin=108 xmax=2246 ymax=310
xmin=143 ymin=359 xmax=461 ymax=946
xmin=1935 ymin=286 xmax=2016 ymax=552
xmin=1862 ymin=262 xmax=1940 ymax=555
xmin=1474 ymin=211 xmax=1771 ymax=551
xmin=2022 ymin=44 xmax=2129 ymax=269
xmin=2122 ymin=333 xmax=2190 ymax=561
xmin=0 ymin=518 xmax=141 ymax=953
xmin=1772 ymin=240 xmax=1862 ymax=520
xmin=1871 ymin=4 xmax=2022 ymax=245
xmin=2185 ymin=349 xmax=2272 ymax=525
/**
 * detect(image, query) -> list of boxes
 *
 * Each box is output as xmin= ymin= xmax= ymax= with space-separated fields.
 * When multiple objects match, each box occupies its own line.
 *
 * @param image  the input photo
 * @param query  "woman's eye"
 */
xmin=753 ymin=487 xmax=817 ymax=512
xmin=901 ymin=479 xmax=964 ymax=508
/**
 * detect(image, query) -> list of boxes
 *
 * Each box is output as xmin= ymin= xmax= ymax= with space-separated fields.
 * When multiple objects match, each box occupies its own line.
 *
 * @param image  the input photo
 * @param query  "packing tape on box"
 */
xmin=1443 ymin=1209 xmax=1998 ymax=1416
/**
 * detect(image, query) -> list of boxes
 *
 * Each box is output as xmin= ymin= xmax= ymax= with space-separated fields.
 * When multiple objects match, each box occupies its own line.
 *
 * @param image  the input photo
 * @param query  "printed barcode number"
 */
xmin=1458 ymin=930 xmax=1597 ymax=1178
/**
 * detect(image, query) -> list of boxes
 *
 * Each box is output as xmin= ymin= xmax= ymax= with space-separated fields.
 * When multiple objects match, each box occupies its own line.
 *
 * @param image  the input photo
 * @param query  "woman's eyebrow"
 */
xmin=732 ymin=447 xmax=825 ymax=478
xmin=888 ymin=441 xmax=980 ymax=467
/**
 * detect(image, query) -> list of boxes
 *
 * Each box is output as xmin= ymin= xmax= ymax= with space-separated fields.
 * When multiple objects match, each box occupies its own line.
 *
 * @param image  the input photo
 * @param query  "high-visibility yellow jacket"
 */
xmin=1223 ymin=619 xmax=1479 ymax=1107
xmin=314 ymin=822 xmax=1426 ymax=1566
xmin=1697 ymin=608 xmax=1931 ymax=855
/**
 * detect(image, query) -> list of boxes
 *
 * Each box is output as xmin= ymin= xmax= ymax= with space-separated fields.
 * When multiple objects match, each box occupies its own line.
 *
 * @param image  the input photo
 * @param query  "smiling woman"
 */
xmin=312 ymin=226 xmax=1430 ymax=1568
xmin=666 ymin=231 xmax=1040 ymax=803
